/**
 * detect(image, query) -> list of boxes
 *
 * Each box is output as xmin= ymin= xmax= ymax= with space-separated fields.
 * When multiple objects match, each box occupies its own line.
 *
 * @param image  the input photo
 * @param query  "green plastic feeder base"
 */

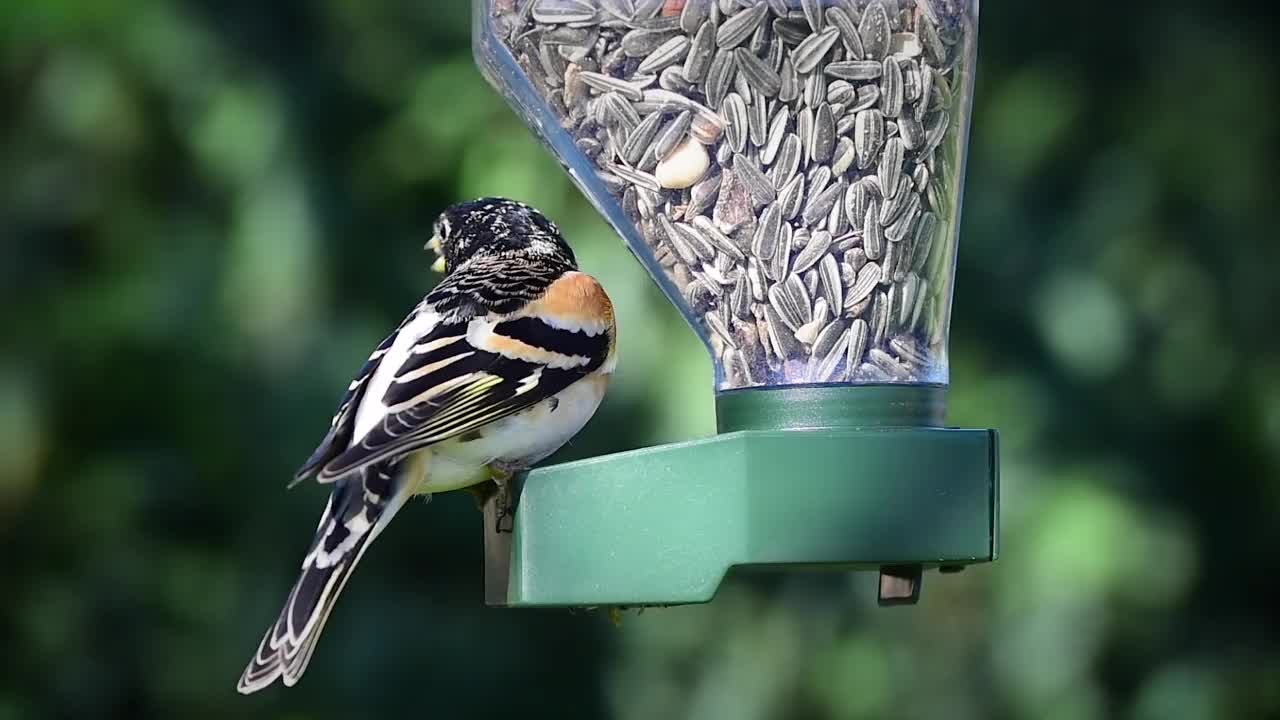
xmin=482 ymin=385 xmax=998 ymax=608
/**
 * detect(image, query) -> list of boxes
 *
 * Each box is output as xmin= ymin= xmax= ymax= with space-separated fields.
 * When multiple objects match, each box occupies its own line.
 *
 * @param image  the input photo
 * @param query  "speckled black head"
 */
xmin=427 ymin=197 xmax=576 ymax=275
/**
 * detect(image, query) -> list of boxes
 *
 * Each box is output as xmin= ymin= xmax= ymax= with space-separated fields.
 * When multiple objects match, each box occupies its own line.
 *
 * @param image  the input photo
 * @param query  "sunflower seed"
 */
xmin=854 ymin=108 xmax=885 ymax=169
xmin=684 ymin=171 xmax=723 ymax=220
xmin=767 ymin=55 xmax=796 ymax=101
xmin=752 ymin=201 xmax=782 ymax=259
xmin=898 ymin=273 xmax=920 ymax=325
xmin=881 ymin=234 xmax=901 ymax=282
xmin=778 ymin=172 xmax=806 ymax=220
xmin=831 ymin=136 xmax=857 ymax=175
xmin=881 ymin=57 xmax=903 ymax=117
xmin=846 ymin=318 xmax=869 ymax=375
xmin=802 ymin=67 xmax=826 ymax=107
xmin=610 ymin=162 xmax=661 ymax=191
xmin=825 ymin=60 xmax=882 ymax=81
xmin=532 ymin=0 xmax=597 ymax=24
xmin=677 ymin=220 xmax=719 ymax=261
xmin=716 ymin=3 xmax=768 ymax=49
xmin=826 ymin=192 xmax=847 ymax=235
xmin=771 ymin=17 xmax=810 ymax=45
xmin=846 ymin=260 xmax=881 ymax=309
xmin=747 ymin=89 xmax=769 ymax=146
xmin=877 ymin=136 xmax=904 ymax=195
xmin=762 ymin=108 xmax=789 ymax=164
xmin=814 ymin=253 xmax=840 ymax=308
xmin=734 ymin=47 xmax=781 ymax=96
xmin=691 ymin=214 xmax=744 ymax=260
xmin=859 ymin=0 xmax=891 ymax=60
xmin=911 ymin=161 xmax=930 ymax=192
xmin=911 ymin=277 xmax=928 ymax=332
xmin=765 ymin=303 xmax=800 ymax=359
xmin=632 ymin=0 xmax=667 ymax=21
xmin=705 ymin=310 xmax=735 ymax=346
xmin=879 ymin=174 xmax=912 ymax=224
xmin=869 ymin=348 xmax=909 ymax=379
xmin=890 ymin=333 xmax=928 ymax=367
xmin=792 ymin=227 xmax=832 ymax=274
xmin=767 ymin=283 xmax=801 ymax=332
xmin=863 ymin=199 xmax=884 ymax=259
xmin=826 ymin=6 xmax=865 ymax=59
xmin=782 ymin=274 xmax=814 ymax=326
xmin=791 ymin=26 xmax=841 ymax=75
xmin=769 ymin=133 xmax=802 ymax=188
xmin=884 ymin=192 xmax=920 ymax=243
xmin=623 ymin=111 xmax=665 ymax=164
xmin=659 ymin=215 xmax=696 ymax=263
xmin=835 ymin=112 xmax=857 ymax=137
xmin=766 ymin=221 xmax=793 ymax=281
xmin=649 ymin=110 xmax=690 ymax=161
xmin=722 ymin=92 xmax=749 ymax=151
xmin=704 ymin=47 xmax=736 ymax=107
xmin=923 ymin=109 xmax=949 ymax=155
xmin=680 ymin=0 xmax=711 ymax=34
xmin=622 ymin=28 xmax=677 ymax=56
xmin=734 ymin=153 xmax=776 ymax=206
xmin=580 ymin=72 xmax=646 ymax=101
xmin=806 ymin=165 xmax=832 ymax=199
xmin=811 ymin=323 xmax=850 ymax=382
xmin=681 ymin=21 xmax=717 ymax=81
xmin=870 ymin=290 xmax=889 ymax=347
xmin=791 ymin=105 xmax=814 ymax=161
xmin=900 ymin=57 xmax=921 ymax=101
xmin=919 ymin=15 xmax=946 ymax=66
xmin=826 ymin=79 xmax=853 ymax=106
xmin=848 ymin=85 xmax=880 ymax=114
xmin=810 ymin=102 xmax=836 ymax=164
xmin=802 ymin=179 xmax=844 ymax=227
xmin=804 ymin=266 xmax=821 ymax=299
xmin=910 ymin=211 xmax=936 ymax=272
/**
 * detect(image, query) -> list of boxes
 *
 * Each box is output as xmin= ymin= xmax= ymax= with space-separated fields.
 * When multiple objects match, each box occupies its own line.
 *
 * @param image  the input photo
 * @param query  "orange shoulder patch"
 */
xmin=528 ymin=272 xmax=615 ymax=333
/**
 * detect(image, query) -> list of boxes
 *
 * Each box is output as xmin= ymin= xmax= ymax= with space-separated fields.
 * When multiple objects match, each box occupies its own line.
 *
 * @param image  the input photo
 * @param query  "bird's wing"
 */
xmin=290 ymin=314 xmax=418 ymax=485
xmin=314 ymin=271 xmax=614 ymax=483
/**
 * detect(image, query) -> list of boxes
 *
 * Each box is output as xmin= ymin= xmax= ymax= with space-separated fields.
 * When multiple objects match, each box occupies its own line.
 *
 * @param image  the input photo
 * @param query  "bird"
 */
xmin=237 ymin=197 xmax=617 ymax=693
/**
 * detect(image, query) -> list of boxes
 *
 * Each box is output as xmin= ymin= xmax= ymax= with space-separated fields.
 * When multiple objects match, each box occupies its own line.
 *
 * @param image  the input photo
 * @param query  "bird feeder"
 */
xmin=473 ymin=0 xmax=997 ymax=607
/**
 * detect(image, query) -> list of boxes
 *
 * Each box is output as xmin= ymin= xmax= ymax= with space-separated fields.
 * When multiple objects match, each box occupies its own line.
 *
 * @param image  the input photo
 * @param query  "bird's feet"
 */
xmin=488 ymin=465 xmax=516 ymax=534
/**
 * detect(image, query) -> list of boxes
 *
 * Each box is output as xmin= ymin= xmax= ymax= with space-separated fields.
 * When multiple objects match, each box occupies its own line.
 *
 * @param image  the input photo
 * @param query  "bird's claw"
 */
xmin=488 ymin=466 xmax=515 ymax=534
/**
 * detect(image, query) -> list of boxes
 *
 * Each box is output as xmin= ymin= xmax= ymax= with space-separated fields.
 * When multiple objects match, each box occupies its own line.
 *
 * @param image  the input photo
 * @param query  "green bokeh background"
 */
xmin=2 ymin=1 xmax=1278 ymax=718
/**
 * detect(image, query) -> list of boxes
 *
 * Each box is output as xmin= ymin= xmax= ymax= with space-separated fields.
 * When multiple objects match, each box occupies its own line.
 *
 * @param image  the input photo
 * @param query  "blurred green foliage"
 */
xmin=3 ymin=1 xmax=1279 ymax=719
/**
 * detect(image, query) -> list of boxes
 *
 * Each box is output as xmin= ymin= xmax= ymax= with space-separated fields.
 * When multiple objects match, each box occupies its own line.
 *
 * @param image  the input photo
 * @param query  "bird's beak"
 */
xmin=426 ymin=234 xmax=446 ymax=274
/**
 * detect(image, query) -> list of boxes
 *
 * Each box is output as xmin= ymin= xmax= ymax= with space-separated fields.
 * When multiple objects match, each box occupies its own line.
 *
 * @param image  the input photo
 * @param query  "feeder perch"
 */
xmin=473 ymin=0 xmax=997 ymax=608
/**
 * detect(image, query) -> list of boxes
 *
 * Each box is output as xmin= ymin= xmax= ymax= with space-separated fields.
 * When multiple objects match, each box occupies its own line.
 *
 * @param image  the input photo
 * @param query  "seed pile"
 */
xmin=490 ymin=0 xmax=973 ymax=389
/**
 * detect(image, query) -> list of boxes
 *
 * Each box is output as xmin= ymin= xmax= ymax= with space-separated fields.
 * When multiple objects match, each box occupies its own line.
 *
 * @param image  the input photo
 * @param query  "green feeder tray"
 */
xmin=483 ymin=385 xmax=998 ymax=608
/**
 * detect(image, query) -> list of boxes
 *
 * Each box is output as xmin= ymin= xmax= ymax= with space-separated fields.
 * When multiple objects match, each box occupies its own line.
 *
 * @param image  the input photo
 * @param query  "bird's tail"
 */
xmin=237 ymin=463 xmax=417 ymax=694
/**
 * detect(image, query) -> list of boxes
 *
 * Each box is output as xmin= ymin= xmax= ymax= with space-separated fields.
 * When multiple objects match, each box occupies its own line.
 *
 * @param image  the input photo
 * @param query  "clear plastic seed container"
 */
xmin=475 ymin=0 xmax=978 ymax=390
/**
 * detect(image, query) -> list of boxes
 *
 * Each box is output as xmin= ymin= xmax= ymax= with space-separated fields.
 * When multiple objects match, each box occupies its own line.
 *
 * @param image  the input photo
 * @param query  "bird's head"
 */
xmin=426 ymin=197 xmax=577 ymax=275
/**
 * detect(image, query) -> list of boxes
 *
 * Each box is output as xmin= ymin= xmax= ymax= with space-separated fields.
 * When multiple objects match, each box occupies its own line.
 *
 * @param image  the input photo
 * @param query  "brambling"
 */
xmin=238 ymin=197 xmax=617 ymax=693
